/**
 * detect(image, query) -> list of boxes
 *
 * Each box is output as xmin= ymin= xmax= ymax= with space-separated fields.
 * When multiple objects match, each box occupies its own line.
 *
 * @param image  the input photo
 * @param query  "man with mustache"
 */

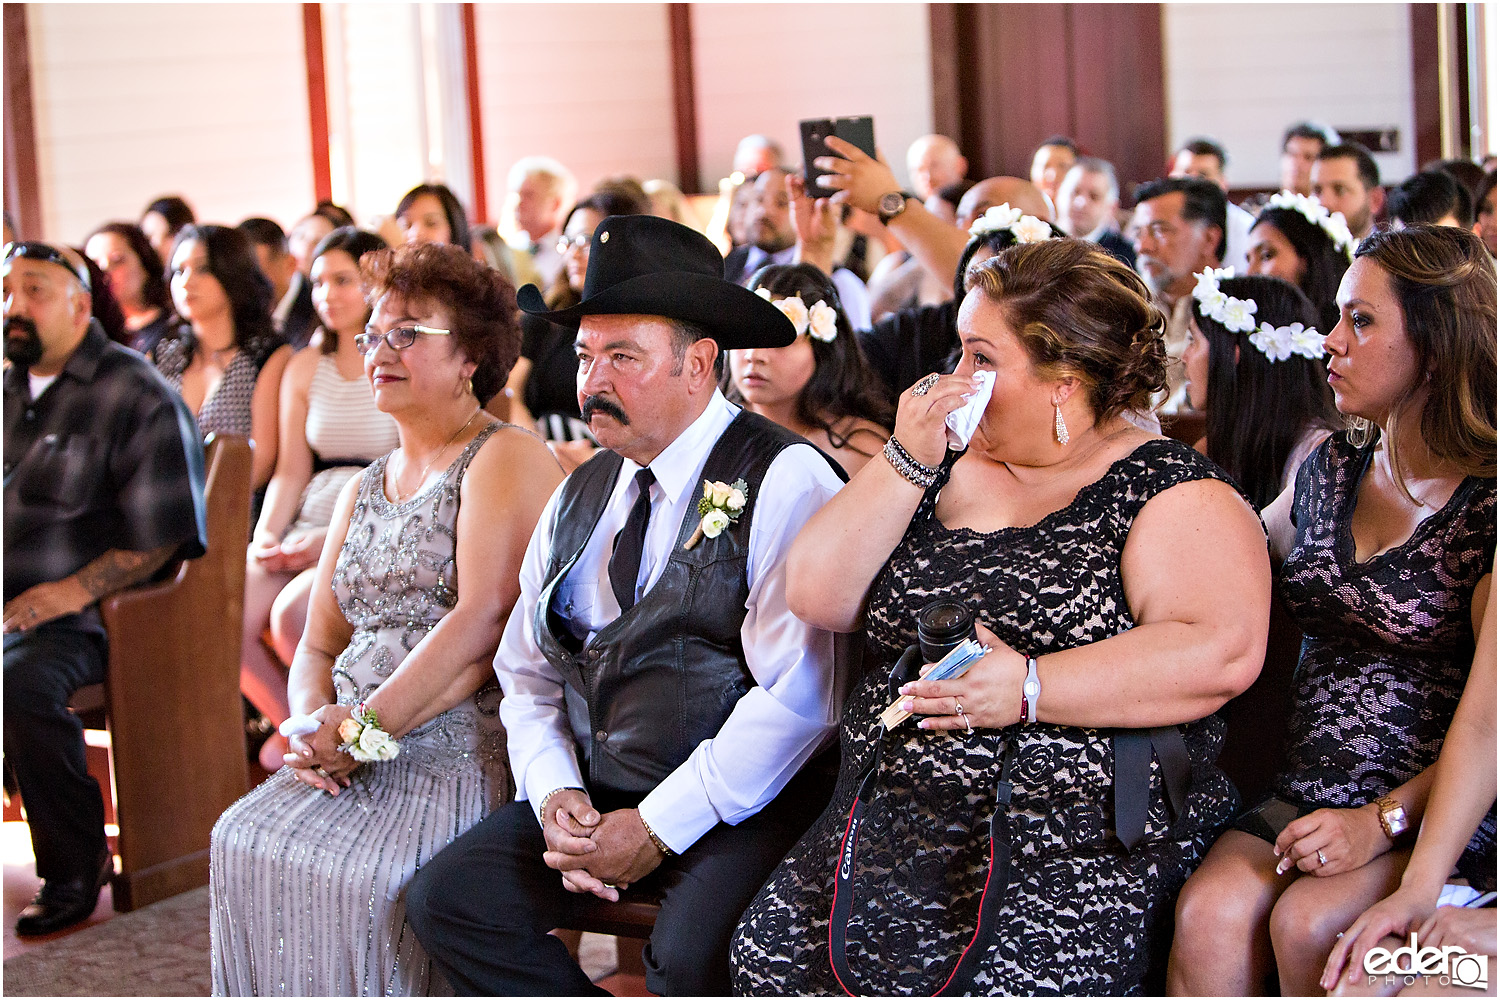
xmin=3 ymin=241 xmax=206 ymax=934
xmin=407 ymin=215 xmax=847 ymax=995
xmin=1130 ymin=176 xmax=1227 ymax=414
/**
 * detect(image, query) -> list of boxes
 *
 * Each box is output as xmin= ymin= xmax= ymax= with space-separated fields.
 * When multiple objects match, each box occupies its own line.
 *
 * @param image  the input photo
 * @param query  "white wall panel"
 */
xmin=473 ymin=3 xmax=677 ymax=228
xmin=1164 ymin=3 xmax=1416 ymax=189
xmin=692 ymin=4 xmax=933 ymax=190
xmin=27 ymin=3 xmax=315 ymax=243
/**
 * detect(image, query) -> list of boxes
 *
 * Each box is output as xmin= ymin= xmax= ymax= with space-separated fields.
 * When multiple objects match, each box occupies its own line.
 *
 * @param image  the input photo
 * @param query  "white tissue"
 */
xmin=279 ymin=714 xmax=321 ymax=738
xmin=944 ymin=369 xmax=995 ymax=448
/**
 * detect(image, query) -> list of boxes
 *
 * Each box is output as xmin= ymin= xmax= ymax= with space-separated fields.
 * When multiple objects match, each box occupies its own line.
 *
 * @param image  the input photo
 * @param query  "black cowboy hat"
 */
xmin=516 ymin=215 xmax=796 ymax=350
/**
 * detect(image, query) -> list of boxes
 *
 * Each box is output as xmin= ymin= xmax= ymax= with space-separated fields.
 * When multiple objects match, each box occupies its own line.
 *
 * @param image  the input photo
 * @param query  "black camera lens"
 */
xmin=916 ymin=600 xmax=976 ymax=663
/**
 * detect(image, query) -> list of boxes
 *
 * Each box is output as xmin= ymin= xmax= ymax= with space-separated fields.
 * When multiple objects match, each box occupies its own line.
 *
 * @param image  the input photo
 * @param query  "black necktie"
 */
xmin=609 ymin=468 xmax=656 ymax=613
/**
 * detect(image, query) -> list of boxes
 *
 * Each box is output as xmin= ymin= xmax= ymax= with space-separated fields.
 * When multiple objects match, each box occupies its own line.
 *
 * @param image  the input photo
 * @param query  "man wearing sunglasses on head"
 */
xmin=3 ymin=240 xmax=207 ymax=935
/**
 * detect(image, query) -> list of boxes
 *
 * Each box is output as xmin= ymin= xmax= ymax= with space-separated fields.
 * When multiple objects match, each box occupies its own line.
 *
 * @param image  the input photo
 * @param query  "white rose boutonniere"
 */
xmin=684 ymin=478 xmax=750 ymax=550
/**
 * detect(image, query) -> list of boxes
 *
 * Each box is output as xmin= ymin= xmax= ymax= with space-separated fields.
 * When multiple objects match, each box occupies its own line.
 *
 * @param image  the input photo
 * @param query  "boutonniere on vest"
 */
xmin=684 ymin=478 xmax=749 ymax=550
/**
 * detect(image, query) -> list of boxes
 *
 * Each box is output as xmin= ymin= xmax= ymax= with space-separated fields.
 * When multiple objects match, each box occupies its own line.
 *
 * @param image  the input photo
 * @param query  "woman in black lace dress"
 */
xmin=1169 ymin=225 xmax=1496 ymax=996
xmin=731 ymin=238 xmax=1271 ymax=995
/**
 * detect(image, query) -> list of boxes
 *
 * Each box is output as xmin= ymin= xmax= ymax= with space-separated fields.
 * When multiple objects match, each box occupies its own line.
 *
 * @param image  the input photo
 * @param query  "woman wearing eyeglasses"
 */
xmin=210 ymin=241 xmax=563 ymax=996
xmin=505 ymin=187 xmax=648 ymax=464
xmin=239 ymin=227 xmax=396 ymax=772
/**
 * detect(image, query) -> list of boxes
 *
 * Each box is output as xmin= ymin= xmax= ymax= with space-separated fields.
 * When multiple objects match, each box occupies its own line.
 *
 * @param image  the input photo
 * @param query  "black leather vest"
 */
xmin=532 ymin=410 xmax=835 ymax=795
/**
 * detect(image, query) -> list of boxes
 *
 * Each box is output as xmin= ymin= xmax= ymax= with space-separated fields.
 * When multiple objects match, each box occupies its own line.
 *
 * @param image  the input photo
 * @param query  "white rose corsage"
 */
xmin=684 ymin=478 xmax=748 ymax=550
xmin=337 ymin=702 xmax=400 ymax=763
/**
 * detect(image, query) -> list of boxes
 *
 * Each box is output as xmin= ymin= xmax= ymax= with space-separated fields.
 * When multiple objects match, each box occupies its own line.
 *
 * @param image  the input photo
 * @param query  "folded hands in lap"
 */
xmin=540 ymin=789 xmax=664 ymax=902
xmin=286 ymin=703 xmax=357 ymax=794
xmin=1274 ymin=805 xmax=1387 ymax=877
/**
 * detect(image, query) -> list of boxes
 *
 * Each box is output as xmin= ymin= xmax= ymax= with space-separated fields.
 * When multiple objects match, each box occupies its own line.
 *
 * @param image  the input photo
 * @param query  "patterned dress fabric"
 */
xmin=1275 ymin=432 xmax=1496 ymax=889
xmin=153 ymin=332 xmax=281 ymax=439
xmin=732 ymin=439 xmax=1241 ymax=996
xmin=210 ymin=425 xmax=509 ymax=996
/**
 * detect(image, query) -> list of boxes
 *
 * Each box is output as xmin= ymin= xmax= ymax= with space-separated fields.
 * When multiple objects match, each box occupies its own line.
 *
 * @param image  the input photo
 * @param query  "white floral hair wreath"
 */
xmin=1266 ymin=190 xmax=1357 ymax=260
xmin=754 ymin=288 xmax=838 ymax=342
xmin=968 ymin=203 xmax=1055 ymax=244
xmin=1192 ymin=266 xmax=1325 ymax=363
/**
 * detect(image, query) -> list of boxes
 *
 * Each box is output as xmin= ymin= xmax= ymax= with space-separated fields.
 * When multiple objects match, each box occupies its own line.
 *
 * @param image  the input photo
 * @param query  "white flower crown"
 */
xmin=754 ymin=288 xmax=838 ymax=342
xmin=1266 ymin=190 xmax=1357 ymax=260
xmin=968 ymin=203 xmax=1054 ymax=244
xmin=1192 ymin=266 xmax=1325 ymax=363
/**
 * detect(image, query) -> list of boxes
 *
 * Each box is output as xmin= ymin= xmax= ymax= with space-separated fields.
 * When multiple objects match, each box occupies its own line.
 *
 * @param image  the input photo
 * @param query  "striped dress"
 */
xmin=210 ymin=426 xmax=509 ymax=996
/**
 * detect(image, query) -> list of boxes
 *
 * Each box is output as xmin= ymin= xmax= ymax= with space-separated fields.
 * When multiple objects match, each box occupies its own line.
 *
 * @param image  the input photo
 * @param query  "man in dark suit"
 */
xmin=1057 ymin=158 xmax=1136 ymax=269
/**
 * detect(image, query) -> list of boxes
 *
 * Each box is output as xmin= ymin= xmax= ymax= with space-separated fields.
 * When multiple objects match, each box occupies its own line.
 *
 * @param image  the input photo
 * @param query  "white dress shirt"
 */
xmin=1223 ymin=201 xmax=1254 ymax=273
xmin=496 ymin=390 xmax=845 ymax=852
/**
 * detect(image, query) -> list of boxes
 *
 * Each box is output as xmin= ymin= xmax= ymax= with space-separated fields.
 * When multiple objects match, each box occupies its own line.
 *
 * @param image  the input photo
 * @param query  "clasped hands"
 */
xmin=285 ymin=703 xmax=358 ymax=795
xmin=897 ymin=621 xmax=1028 ymax=731
xmin=250 ymin=528 xmax=324 ymax=574
xmin=540 ymin=789 xmax=665 ymax=903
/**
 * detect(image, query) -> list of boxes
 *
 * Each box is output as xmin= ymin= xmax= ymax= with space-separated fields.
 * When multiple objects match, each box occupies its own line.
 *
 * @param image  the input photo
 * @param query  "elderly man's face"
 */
xmin=745 ymin=169 xmax=794 ymax=254
xmin=514 ymin=176 xmax=563 ymax=241
xmin=3 ymin=256 xmax=91 ymax=372
xmin=908 ymin=138 xmax=966 ymax=201
xmin=1132 ymin=191 xmax=1219 ymax=301
xmin=575 ymin=314 xmax=712 ymax=465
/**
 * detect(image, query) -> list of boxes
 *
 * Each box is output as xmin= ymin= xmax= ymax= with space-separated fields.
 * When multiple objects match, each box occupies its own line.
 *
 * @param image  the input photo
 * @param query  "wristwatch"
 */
xmin=878 ymin=191 xmax=913 ymax=224
xmin=1373 ymin=795 xmax=1409 ymax=840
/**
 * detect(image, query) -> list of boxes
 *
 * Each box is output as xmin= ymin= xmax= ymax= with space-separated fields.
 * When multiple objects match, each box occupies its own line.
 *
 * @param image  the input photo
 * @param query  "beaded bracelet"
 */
xmin=883 ymin=435 xmax=940 ymax=489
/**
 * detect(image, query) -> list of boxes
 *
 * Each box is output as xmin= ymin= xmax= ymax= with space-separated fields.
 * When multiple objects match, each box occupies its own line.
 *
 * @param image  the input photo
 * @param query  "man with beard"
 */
xmin=723 ymin=167 xmax=872 ymax=329
xmin=3 ymin=241 xmax=206 ymax=935
xmin=1130 ymin=176 xmax=1227 ymax=413
xmin=406 ymin=215 xmax=846 ymax=995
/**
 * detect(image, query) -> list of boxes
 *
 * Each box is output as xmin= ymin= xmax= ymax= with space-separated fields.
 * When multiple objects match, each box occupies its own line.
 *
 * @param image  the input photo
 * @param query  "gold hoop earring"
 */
xmin=1054 ymin=404 xmax=1070 ymax=445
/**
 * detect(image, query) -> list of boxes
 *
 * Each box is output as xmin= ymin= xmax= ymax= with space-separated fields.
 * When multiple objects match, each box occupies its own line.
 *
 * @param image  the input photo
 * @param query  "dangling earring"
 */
xmin=1054 ymin=404 xmax=1070 ymax=445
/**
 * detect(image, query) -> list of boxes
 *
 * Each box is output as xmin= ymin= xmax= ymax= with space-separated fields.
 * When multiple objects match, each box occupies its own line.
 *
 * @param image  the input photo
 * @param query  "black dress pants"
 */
xmin=407 ymin=755 xmax=834 ymax=996
xmin=3 ymin=624 xmax=108 ymax=882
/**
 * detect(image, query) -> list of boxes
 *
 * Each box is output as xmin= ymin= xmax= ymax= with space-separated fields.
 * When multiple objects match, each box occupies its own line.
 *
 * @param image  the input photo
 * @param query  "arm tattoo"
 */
xmin=74 ymin=544 xmax=178 ymax=600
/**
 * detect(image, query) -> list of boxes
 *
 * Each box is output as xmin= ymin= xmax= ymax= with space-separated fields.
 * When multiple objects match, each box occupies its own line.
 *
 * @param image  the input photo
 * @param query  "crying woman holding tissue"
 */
xmin=731 ymin=237 xmax=1271 ymax=995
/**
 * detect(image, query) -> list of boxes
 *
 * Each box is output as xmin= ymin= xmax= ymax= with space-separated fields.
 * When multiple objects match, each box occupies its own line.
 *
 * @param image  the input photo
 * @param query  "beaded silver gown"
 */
xmin=211 ymin=426 xmax=509 ymax=997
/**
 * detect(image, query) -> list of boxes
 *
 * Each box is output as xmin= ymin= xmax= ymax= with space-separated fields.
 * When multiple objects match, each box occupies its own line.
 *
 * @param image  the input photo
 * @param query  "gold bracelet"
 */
xmin=639 ymin=813 xmax=676 ymax=857
xmin=538 ymin=786 xmax=584 ymax=823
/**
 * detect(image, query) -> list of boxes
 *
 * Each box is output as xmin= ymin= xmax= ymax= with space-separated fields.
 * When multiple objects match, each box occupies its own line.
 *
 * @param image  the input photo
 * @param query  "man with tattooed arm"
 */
xmin=3 ymin=240 xmax=206 ymax=935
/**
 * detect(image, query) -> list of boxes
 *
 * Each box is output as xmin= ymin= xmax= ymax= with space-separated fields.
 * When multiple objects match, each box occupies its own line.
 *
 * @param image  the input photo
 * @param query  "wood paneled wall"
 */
xmin=931 ymin=4 xmax=1166 ymax=195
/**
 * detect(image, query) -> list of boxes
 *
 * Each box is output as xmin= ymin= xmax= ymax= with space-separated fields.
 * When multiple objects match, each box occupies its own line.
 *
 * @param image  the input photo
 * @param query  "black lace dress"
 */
xmin=731 ymin=440 xmax=1243 ymax=996
xmin=1275 ymin=433 xmax=1496 ymax=890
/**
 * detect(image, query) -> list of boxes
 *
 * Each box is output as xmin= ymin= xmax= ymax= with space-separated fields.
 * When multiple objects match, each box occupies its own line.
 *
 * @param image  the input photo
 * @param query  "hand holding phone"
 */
xmin=800 ymin=116 xmax=876 ymax=199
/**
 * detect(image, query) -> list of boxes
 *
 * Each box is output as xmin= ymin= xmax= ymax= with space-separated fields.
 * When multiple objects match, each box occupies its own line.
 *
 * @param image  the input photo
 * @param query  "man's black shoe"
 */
xmin=15 ymin=853 xmax=113 ymax=936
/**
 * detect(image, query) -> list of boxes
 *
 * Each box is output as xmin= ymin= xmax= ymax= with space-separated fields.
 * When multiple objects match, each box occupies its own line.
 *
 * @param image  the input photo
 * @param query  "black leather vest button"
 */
xmin=594 ymin=730 xmax=609 ymax=743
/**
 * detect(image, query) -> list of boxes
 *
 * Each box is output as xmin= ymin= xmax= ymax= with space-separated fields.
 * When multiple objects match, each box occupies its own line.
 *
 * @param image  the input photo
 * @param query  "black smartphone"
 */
xmin=1235 ymin=796 xmax=1302 ymax=844
xmin=799 ymin=116 xmax=876 ymax=199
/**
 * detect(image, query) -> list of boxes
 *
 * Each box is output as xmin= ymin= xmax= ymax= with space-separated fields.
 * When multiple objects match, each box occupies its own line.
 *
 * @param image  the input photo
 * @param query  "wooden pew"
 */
xmin=87 ymin=433 xmax=253 ymax=910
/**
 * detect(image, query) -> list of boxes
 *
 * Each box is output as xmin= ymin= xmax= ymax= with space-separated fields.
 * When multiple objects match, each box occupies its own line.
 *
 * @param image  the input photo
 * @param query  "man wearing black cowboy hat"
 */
xmin=407 ymin=215 xmax=847 ymax=995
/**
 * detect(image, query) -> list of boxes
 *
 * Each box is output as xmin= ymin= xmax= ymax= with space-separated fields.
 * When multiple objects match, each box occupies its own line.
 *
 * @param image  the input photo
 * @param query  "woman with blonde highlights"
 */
xmin=733 ymin=238 xmax=1269 ymax=995
xmin=1169 ymin=225 xmax=1496 ymax=996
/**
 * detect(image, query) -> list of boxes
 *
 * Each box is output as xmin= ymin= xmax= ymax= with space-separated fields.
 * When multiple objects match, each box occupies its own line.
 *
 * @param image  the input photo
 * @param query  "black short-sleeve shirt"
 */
xmin=4 ymin=323 xmax=208 ymax=621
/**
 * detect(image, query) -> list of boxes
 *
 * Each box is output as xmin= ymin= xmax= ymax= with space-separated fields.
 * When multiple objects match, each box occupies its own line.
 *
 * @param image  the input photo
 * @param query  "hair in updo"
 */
xmin=964 ymin=238 xmax=1167 ymax=421
xmin=361 ymin=241 xmax=519 ymax=406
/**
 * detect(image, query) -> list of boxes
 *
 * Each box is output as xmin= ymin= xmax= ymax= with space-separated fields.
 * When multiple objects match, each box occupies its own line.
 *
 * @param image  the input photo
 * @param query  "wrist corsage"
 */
xmin=684 ymin=478 xmax=748 ymax=550
xmin=337 ymin=702 xmax=400 ymax=763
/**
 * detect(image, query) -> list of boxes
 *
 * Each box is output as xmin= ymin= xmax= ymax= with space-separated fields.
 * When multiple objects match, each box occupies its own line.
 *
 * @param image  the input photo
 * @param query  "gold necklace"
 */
xmin=392 ymin=409 xmax=481 ymax=502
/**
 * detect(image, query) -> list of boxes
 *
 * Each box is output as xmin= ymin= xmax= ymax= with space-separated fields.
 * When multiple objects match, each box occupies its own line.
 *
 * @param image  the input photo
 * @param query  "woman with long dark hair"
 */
xmin=84 ymin=222 xmax=175 ymax=354
xmin=396 ymin=183 xmax=471 ymax=249
xmin=1170 ymin=225 xmax=1496 ymax=996
xmin=726 ymin=263 xmax=891 ymax=475
xmin=152 ymin=224 xmax=292 ymax=490
xmin=1245 ymin=192 xmax=1354 ymax=333
xmin=241 ymin=227 xmax=397 ymax=771
xmin=1181 ymin=272 xmax=1341 ymax=508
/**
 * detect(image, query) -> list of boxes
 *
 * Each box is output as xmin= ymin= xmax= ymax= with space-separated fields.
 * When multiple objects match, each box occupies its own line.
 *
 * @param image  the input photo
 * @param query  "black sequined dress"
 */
xmin=731 ymin=439 xmax=1242 ymax=996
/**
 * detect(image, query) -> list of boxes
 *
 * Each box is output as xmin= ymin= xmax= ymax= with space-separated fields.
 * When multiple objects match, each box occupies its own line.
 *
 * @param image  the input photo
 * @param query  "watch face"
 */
xmin=879 ymin=193 xmax=905 ymax=216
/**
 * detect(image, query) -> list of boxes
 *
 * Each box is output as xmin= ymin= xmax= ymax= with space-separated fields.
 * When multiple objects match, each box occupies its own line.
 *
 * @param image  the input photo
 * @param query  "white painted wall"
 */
xmin=473 ymin=3 xmax=678 ymax=229
xmin=692 ymin=3 xmax=934 ymax=189
xmin=25 ymin=3 xmax=316 ymax=243
xmin=1164 ymin=3 xmax=1417 ymax=189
